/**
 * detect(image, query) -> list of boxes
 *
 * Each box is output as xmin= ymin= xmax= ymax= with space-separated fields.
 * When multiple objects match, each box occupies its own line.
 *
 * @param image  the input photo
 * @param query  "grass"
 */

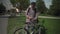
xmin=7 ymin=14 xmax=60 ymax=34
xmin=40 ymin=14 xmax=60 ymax=17
xmin=39 ymin=18 xmax=60 ymax=34
xmin=7 ymin=16 xmax=26 ymax=34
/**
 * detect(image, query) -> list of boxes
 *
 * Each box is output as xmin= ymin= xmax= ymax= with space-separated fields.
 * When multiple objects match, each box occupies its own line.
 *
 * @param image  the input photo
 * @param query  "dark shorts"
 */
xmin=25 ymin=19 xmax=39 ymax=30
xmin=25 ymin=19 xmax=39 ymax=25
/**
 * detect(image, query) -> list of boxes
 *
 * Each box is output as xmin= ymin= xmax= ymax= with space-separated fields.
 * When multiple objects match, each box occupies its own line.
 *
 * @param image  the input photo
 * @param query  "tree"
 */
xmin=36 ymin=0 xmax=47 ymax=14
xmin=10 ymin=0 xmax=19 ymax=7
xmin=0 ymin=3 xmax=6 ymax=15
xmin=48 ymin=0 xmax=60 ymax=16
xmin=19 ymin=0 xmax=30 ymax=10
xmin=10 ymin=0 xmax=30 ymax=10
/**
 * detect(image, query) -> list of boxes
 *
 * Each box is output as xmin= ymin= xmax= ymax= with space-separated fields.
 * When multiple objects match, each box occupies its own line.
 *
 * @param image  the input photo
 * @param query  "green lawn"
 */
xmin=40 ymin=14 xmax=60 ymax=17
xmin=7 ymin=16 xmax=26 ymax=34
xmin=39 ymin=18 xmax=60 ymax=34
xmin=7 ymin=15 xmax=60 ymax=34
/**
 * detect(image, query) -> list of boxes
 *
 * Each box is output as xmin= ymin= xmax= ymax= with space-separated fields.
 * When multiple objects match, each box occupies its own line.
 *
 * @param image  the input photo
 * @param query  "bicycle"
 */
xmin=14 ymin=20 xmax=47 ymax=34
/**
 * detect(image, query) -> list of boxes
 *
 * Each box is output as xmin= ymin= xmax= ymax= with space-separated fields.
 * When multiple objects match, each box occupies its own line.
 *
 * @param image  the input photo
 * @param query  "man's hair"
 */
xmin=31 ymin=2 xmax=36 ymax=5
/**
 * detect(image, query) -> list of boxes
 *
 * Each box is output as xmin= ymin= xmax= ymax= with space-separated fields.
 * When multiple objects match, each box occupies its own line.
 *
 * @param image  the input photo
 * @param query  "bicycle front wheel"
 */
xmin=14 ymin=28 xmax=27 ymax=34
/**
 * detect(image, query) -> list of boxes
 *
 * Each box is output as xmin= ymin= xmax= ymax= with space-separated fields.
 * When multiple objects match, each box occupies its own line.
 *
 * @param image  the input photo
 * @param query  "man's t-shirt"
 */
xmin=26 ymin=5 xmax=38 ymax=22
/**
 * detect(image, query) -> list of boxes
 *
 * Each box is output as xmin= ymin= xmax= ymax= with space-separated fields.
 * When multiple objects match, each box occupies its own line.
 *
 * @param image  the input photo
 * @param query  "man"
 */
xmin=25 ymin=2 xmax=39 ymax=33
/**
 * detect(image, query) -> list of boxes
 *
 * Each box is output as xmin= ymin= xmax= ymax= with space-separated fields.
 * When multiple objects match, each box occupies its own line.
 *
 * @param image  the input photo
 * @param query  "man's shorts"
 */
xmin=25 ymin=19 xmax=39 ymax=30
xmin=25 ymin=19 xmax=39 ymax=26
xmin=25 ymin=19 xmax=38 ymax=26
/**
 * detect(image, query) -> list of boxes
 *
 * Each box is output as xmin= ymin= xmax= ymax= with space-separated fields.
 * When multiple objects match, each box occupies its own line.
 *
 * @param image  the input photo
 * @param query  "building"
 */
xmin=0 ymin=0 xmax=14 ymax=10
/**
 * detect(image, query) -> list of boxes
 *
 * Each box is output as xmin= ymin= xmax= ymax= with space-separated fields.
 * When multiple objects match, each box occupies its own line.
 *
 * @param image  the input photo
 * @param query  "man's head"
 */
xmin=31 ymin=2 xmax=36 ymax=8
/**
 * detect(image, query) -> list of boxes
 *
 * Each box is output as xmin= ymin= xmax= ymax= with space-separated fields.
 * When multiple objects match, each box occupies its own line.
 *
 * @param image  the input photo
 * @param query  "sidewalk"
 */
xmin=0 ymin=18 xmax=8 ymax=34
xmin=0 ymin=14 xmax=20 ymax=18
xmin=0 ymin=14 xmax=60 ymax=19
xmin=38 ymin=16 xmax=60 ymax=19
xmin=0 ymin=14 xmax=10 ymax=18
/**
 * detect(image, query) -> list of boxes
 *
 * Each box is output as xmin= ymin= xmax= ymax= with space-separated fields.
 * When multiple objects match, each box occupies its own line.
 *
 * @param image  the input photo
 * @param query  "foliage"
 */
xmin=36 ymin=0 xmax=47 ymax=14
xmin=48 ymin=0 xmax=60 ymax=16
xmin=0 ymin=3 xmax=6 ymax=15
xmin=10 ymin=0 xmax=30 ymax=10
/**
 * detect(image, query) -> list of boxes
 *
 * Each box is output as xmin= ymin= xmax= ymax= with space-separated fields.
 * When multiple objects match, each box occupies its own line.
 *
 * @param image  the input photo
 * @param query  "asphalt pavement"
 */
xmin=0 ymin=15 xmax=8 ymax=34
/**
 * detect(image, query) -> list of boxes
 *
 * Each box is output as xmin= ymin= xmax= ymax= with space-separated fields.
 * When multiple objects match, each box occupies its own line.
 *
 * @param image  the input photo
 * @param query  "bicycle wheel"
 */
xmin=37 ymin=27 xmax=42 ymax=34
xmin=32 ymin=26 xmax=41 ymax=34
xmin=37 ymin=26 xmax=46 ymax=34
xmin=14 ymin=28 xmax=27 ymax=34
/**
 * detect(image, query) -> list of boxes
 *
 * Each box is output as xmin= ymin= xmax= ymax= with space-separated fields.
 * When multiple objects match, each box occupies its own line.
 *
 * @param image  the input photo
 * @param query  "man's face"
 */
xmin=31 ymin=4 xmax=36 ymax=8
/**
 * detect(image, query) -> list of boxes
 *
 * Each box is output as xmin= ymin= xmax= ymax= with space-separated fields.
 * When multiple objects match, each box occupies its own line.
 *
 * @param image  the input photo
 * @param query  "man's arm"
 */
xmin=34 ymin=12 xmax=40 ymax=19
xmin=34 ymin=7 xmax=40 ymax=19
xmin=25 ymin=8 xmax=29 ymax=19
xmin=25 ymin=5 xmax=31 ymax=16
xmin=25 ymin=7 xmax=33 ymax=19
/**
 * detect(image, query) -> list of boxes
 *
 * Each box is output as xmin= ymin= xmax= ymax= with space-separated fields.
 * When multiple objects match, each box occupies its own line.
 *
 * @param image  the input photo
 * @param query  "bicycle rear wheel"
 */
xmin=32 ymin=26 xmax=41 ymax=34
xmin=14 ymin=28 xmax=27 ymax=34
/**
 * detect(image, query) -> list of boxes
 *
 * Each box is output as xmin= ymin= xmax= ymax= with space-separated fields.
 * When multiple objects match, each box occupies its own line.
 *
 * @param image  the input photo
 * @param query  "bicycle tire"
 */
xmin=37 ymin=26 xmax=46 ymax=34
xmin=38 ymin=27 xmax=42 ymax=34
xmin=14 ymin=28 xmax=27 ymax=34
xmin=32 ymin=25 xmax=41 ymax=34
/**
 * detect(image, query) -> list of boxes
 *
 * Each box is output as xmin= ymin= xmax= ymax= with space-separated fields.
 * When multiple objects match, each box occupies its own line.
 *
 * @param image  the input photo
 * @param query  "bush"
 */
xmin=0 ymin=3 xmax=6 ymax=15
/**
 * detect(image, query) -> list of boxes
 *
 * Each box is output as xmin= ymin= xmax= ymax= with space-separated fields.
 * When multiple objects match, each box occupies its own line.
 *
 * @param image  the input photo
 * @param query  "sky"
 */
xmin=30 ymin=0 xmax=52 ymax=8
xmin=30 ymin=0 xmax=36 ymax=2
xmin=0 ymin=0 xmax=52 ymax=10
xmin=43 ymin=0 xmax=52 ymax=8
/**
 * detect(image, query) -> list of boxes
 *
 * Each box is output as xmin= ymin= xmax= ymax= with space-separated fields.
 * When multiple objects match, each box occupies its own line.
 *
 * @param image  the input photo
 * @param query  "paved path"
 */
xmin=0 ymin=14 xmax=60 ymax=34
xmin=38 ymin=16 xmax=60 ymax=19
xmin=0 ymin=17 xmax=8 ymax=34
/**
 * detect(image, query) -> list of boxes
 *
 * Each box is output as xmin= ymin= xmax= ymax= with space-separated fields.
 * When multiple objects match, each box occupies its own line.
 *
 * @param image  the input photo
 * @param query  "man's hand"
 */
xmin=31 ymin=18 xmax=37 ymax=21
xmin=26 ymin=15 xmax=29 ymax=19
xmin=26 ymin=15 xmax=33 ymax=20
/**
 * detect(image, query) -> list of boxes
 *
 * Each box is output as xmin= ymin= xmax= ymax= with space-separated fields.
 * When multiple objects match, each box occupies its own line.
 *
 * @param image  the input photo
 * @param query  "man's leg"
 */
xmin=24 ymin=23 xmax=30 ymax=34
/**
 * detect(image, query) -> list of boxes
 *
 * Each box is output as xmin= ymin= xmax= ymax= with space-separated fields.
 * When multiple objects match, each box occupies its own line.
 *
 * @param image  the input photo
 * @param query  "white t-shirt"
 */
xmin=26 ymin=5 xmax=39 ymax=22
